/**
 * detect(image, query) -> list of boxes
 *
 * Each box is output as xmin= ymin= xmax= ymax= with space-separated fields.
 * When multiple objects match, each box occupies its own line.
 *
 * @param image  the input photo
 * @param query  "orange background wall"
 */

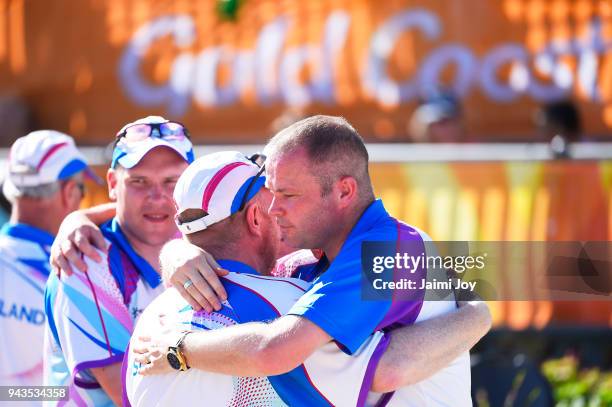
xmin=1 ymin=0 xmax=612 ymax=144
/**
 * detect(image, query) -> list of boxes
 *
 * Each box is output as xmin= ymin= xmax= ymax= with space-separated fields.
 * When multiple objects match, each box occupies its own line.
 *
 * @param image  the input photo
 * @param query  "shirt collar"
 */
xmin=344 ymin=199 xmax=389 ymax=243
xmin=217 ymin=259 xmax=259 ymax=275
xmin=100 ymin=218 xmax=162 ymax=288
xmin=0 ymin=222 xmax=55 ymax=247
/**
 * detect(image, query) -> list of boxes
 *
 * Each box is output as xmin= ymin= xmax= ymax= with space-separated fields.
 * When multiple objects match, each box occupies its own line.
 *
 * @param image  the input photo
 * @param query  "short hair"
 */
xmin=177 ymin=207 xmax=245 ymax=240
xmin=265 ymin=115 xmax=373 ymax=199
xmin=7 ymin=182 xmax=60 ymax=200
xmin=176 ymin=195 xmax=263 ymax=258
xmin=4 ymin=172 xmax=83 ymax=202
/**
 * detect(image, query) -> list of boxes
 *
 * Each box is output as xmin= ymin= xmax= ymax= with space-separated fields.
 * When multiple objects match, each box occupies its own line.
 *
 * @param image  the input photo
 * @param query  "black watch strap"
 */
xmin=167 ymin=331 xmax=191 ymax=371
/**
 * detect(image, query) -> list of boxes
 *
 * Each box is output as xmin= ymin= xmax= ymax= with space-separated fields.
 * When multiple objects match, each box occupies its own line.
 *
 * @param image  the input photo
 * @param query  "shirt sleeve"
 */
xmin=287 ymin=235 xmax=426 ymax=355
xmin=46 ymin=249 xmax=133 ymax=378
xmin=269 ymin=331 xmax=390 ymax=407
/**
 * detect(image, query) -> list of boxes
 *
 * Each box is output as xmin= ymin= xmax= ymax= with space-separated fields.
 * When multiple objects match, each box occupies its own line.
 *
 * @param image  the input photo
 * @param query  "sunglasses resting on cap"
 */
xmin=111 ymin=116 xmax=195 ymax=169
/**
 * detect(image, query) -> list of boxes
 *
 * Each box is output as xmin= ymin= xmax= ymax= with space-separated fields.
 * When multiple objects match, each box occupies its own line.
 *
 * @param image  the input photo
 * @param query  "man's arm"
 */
xmin=80 ymin=202 xmax=117 ymax=225
xmin=51 ymin=203 xmax=115 ymax=275
xmin=136 ymin=315 xmax=330 ymax=377
xmin=371 ymin=300 xmax=492 ymax=392
xmin=90 ymin=363 xmax=123 ymax=406
xmin=136 ymin=301 xmax=490 ymax=385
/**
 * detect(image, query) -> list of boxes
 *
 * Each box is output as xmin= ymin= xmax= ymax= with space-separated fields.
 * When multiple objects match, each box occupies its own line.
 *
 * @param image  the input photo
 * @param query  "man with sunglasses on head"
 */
xmin=43 ymin=116 xmax=194 ymax=406
xmin=0 ymin=130 xmax=93 ymax=400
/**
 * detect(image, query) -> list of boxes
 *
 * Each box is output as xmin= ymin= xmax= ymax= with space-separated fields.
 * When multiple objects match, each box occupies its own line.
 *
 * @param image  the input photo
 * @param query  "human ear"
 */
xmin=336 ymin=176 xmax=358 ymax=208
xmin=107 ymin=169 xmax=118 ymax=201
xmin=245 ymin=202 xmax=262 ymax=236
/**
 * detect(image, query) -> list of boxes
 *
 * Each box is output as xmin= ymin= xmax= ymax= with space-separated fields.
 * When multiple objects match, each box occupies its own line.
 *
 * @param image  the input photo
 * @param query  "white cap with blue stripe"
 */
xmin=3 ymin=130 xmax=98 ymax=192
xmin=173 ymin=151 xmax=266 ymax=234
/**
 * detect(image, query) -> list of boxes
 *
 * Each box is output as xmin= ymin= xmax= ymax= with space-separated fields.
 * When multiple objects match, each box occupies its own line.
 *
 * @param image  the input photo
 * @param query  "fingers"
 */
xmin=174 ymin=283 xmax=205 ymax=312
xmin=74 ymin=230 xmax=102 ymax=263
xmin=174 ymin=277 xmax=218 ymax=313
xmin=138 ymin=352 xmax=168 ymax=376
xmin=89 ymin=227 xmax=108 ymax=253
xmin=201 ymin=253 xmax=228 ymax=301
xmin=134 ymin=350 xmax=161 ymax=366
xmin=54 ymin=255 xmax=74 ymax=277
xmin=50 ymin=242 xmax=74 ymax=277
xmin=187 ymin=269 xmax=222 ymax=311
xmin=60 ymin=239 xmax=88 ymax=273
xmin=132 ymin=336 xmax=152 ymax=355
xmin=134 ymin=353 xmax=148 ymax=364
xmin=204 ymin=252 xmax=229 ymax=277
xmin=168 ymin=263 xmax=226 ymax=311
xmin=132 ymin=336 xmax=171 ymax=376
xmin=161 ymin=241 xmax=228 ymax=309
xmin=50 ymin=241 xmax=76 ymax=277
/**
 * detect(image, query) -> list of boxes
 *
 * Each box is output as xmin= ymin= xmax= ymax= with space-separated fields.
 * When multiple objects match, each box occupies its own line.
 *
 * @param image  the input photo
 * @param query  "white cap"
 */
xmin=173 ymin=151 xmax=266 ymax=234
xmin=3 ymin=130 xmax=96 ymax=194
xmin=111 ymin=116 xmax=194 ymax=169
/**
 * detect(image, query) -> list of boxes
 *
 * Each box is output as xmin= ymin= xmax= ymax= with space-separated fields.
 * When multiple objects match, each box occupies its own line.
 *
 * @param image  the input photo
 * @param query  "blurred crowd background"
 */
xmin=0 ymin=0 xmax=611 ymax=405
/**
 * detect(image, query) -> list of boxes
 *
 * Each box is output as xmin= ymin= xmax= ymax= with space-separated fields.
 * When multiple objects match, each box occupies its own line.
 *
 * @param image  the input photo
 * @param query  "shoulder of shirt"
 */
xmin=0 ymin=233 xmax=38 ymax=255
xmin=407 ymin=224 xmax=434 ymax=242
xmin=333 ymin=220 xmax=433 ymax=264
xmin=372 ymin=215 xmax=434 ymax=242
xmin=0 ymin=235 xmax=48 ymax=272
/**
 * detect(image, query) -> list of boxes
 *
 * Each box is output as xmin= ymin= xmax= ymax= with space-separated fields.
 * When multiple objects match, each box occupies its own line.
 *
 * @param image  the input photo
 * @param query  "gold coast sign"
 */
xmin=118 ymin=7 xmax=612 ymax=118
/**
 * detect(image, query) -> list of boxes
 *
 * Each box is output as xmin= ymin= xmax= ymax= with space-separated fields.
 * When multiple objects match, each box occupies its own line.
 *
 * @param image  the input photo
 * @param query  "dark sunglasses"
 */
xmin=115 ymin=121 xmax=190 ymax=145
xmin=238 ymin=153 xmax=266 ymax=211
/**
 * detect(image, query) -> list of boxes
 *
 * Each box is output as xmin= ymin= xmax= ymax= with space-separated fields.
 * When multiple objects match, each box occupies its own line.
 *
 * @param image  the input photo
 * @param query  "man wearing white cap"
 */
xmin=0 ymin=130 xmax=92 ymax=394
xmin=44 ymin=116 xmax=194 ymax=406
xmin=125 ymin=151 xmax=489 ymax=406
xmin=136 ymin=116 xmax=480 ymax=406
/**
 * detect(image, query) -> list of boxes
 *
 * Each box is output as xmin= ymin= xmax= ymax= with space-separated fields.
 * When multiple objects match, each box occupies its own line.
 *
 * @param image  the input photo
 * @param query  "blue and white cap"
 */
xmin=173 ymin=151 xmax=266 ymax=234
xmin=3 ymin=130 xmax=98 ymax=195
xmin=111 ymin=116 xmax=195 ymax=169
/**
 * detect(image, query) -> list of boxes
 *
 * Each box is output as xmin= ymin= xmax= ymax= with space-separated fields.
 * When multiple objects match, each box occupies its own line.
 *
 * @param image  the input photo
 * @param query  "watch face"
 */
xmin=167 ymin=352 xmax=181 ymax=370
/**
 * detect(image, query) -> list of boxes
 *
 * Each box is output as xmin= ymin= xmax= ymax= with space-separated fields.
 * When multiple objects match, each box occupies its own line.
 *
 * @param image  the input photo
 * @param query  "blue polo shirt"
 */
xmin=287 ymin=199 xmax=428 ymax=354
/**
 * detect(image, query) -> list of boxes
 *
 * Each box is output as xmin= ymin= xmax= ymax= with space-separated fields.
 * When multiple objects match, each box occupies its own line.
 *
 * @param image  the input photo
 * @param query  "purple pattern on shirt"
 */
xmin=357 ymin=333 xmax=391 ymax=407
xmin=72 ymin=354 xmax=125 ymax=389
xmin=120 ymin=250 xmax=140 ymax=306
xmin=374 ymin=220 xmax=426 ymax=332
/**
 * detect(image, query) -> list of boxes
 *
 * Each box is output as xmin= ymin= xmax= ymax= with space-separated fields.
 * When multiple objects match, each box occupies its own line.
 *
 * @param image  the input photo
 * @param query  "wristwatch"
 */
xmin=167 ymin=331 xmax=191 ymax=371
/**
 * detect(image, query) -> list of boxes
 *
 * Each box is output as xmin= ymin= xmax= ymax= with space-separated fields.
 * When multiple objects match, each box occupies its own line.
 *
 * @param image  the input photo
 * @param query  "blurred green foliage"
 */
xmin=541 ymin=356 xmax=612 ymax=407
